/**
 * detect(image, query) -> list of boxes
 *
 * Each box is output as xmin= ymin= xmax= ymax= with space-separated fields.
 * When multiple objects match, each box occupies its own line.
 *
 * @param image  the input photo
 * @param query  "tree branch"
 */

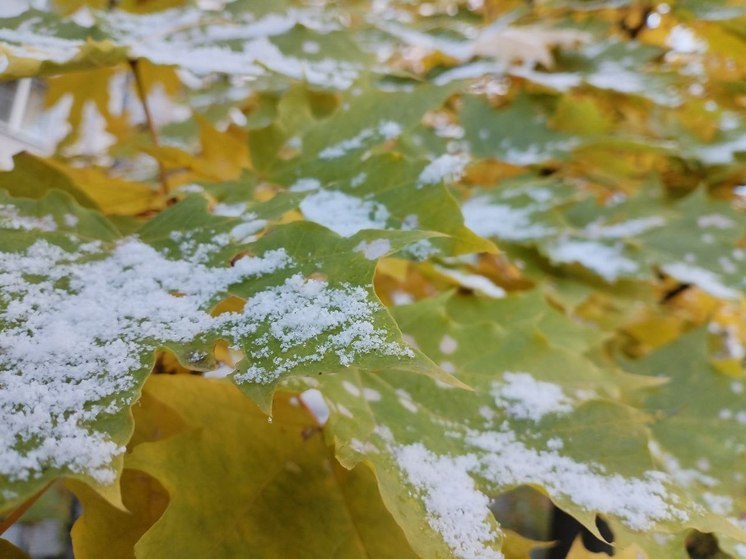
xmin=128 ymin=58 xmax=170 ymax=198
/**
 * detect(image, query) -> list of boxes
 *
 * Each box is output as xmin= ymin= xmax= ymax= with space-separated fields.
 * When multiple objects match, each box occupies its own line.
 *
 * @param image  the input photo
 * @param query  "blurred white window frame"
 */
xmin=0 ymin=78 xmax=58 ymax=167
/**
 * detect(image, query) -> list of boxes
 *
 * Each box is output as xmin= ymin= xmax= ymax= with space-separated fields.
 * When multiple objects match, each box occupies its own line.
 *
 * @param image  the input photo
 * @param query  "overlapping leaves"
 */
xmin=0 ymin=0 xmax=745 ymax=558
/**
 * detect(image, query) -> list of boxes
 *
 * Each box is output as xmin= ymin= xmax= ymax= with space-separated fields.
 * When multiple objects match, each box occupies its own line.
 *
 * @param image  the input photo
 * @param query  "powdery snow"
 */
xmin=546 ymin=239 xmax=639 ymax=281
xmin=0 ymin=237 xmax=289 ymax=484
xmin=228 ymin=274 xmax=413 ymax=383
xmin=467 ymin=429 xmax=689 ymax=531
xmin=394 ymin=444 xmax=503 ymax=559
xmin=462 ymin=197 xmax=555 ymax=241
xmin=300 ymin=190 xmax=390 ymax=237
xmin=662 ymin=262 xmax=738 ymax=300
xmin=491 ymin=372 xmax=574 ymax=422
xmin=0 ymin=210 xmax=413 ymax=484
xmin=354 ymin=238 xmax=392 ymax=260
xmin=417 ymin=154 xmax=469 ymax=187
xmin=319 ymin=121 xmax=402 ymax=159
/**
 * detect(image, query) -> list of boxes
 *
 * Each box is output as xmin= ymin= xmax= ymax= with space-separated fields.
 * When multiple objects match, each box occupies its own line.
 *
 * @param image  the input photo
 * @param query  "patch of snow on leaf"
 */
xmin=229 ymin=274 xmax=413 ymax=383
xmin=0 ymin=205 xmax=57 ymax=231
xmin=434 ymin=266 xmax=506 ymax=298
xmin=467 ymin=429 xmax=689 ymax=530
xmin=491 ymin=372 xmax=574 ymax=422
xmin=697 ymin=214 xmax=734 ymax=229
xmin=319 ymin=120 xmax=401 ymax=160
xmin=462 ymin=197 xmax=555 ymax=241
xmin=584 ymin=216 xmax=665 ymax=239
xmin=695 ymin=135 xmax=746 ymax=165
xmin=667 ymin=25 xmax=707 ymax=54
xmin=300 ymin=389 xmax=330 ymax=425
xmin=300 ymin=190 xmax=390 ymax=237
xmin=417 ymin=154 xmax=469 ymax=187
xmin=0 ymin=238 xmax=290 ymax=485
xmin=662 ymin=262 xmax=738 ymax=300
xmin=290 ymin=178 xmax=321 ymax=192
xmin=354 ymin=239 xmax=391 ymax=260
xmin=394 ymin=444 xmax=503 ymax=559
xmin=546 ymin=239 xmax=638 ymax=281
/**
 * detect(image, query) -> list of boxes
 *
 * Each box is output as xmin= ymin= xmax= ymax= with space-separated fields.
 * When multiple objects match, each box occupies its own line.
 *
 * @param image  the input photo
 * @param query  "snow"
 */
xmin=585 ymin=216 xmax=665 ymax=239
xmin=434 ymin=266 xmax=506 ymax=298
xmin=439 ymin=335 xmax=458 ymax=355
xmin=696 ymin=135 xmax=746 ymax=165
xmin=394 ymin=444 xmax=503 ymax=559
xmin=667 ymin=25 xmax=707 ymax=54
xmin=1 ymin=7 xmax=362 ymax=88
xmin=354 ymin=239 xmax=391 ymax=260
xmin=300 ymin=190 xmax=390 ymax=237
xmin=468 ymin=429 xmax=689 ymax=530
xmin=662 ymin=262 xmax=738 ymax=300
xmin=697 ymin=214 xmax=735 ymax=229
xmin=546 ymin=239 xmax=639 ymax=281
xmin=300 ymin=389 xmax=330 ymax=425
xmin=417 ymin=154 xmax=469 ymax=187
xmin=0 ymin=207 xmax=413 ymax=483
xmin=491 ymin=372 xmax=574 ymax=422
xmin=319 ymin=121 xmax=402 ymax=159
xmin=0 ymin=205 xmax=57 ymax=232
xmin=462 ymin=197 xmax=555 ymax=241
xmin=229 ymin=273 xmax=414 ymax=383
xmin=0 ymin=237 xmax=289 ymax=484
xmin=290 ymin=178 xmax=321 ymax=192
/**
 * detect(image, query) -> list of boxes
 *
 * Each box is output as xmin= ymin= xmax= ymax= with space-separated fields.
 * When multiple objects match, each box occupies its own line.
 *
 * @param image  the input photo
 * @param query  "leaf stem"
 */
xmin=128 ymin=58 xmax=170 ymax=198
xmin=0 ymin=482 xmax=52 ymax=536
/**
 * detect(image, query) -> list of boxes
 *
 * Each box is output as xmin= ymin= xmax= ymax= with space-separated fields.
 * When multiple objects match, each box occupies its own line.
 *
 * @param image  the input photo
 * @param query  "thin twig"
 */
xmin=128 ymin=58 xmax=169 ymax=197
xmin=0 ymin=482 xmax=52 ymax=536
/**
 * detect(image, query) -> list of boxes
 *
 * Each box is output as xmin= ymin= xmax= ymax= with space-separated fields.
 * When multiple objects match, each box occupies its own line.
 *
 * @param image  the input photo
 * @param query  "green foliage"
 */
xmin=0 ymin=1 xmax=745 ymax=558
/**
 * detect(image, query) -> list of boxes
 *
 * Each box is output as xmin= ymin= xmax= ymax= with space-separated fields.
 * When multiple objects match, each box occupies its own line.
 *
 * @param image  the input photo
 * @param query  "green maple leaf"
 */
xmin=0 ymin=191 xmax=444 ymax=513
xmin=301 ymin=291 xmax=734 ymax=558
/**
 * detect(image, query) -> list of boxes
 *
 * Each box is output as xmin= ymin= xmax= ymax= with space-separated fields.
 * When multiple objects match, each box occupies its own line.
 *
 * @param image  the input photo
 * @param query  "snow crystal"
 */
xmin=300 ymin=190 xmax=390 ymax=237
xmin=417 ymin=154 xmax=469 ymax=187
xmin=546 ymin=239 xmax=638 ymax=281
xmin=395 ymin=444 xmax=503 ymax=559
xmin=354 ymin=239 xmax=391 ymax=260
xmin=662 ymin=262 xmax=738 ymax=299
xmin=462 ymin=197 xmax=555 ymax=241
xmin=491 ymin=372 xmax=574 ymax=422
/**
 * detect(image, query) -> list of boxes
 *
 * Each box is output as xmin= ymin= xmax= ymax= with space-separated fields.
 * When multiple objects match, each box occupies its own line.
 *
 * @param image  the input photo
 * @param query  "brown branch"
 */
xmin=0 ymin=482 xmax=52 ymax=536
xmin=128 ymin=58 xmax=170 ymax=198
